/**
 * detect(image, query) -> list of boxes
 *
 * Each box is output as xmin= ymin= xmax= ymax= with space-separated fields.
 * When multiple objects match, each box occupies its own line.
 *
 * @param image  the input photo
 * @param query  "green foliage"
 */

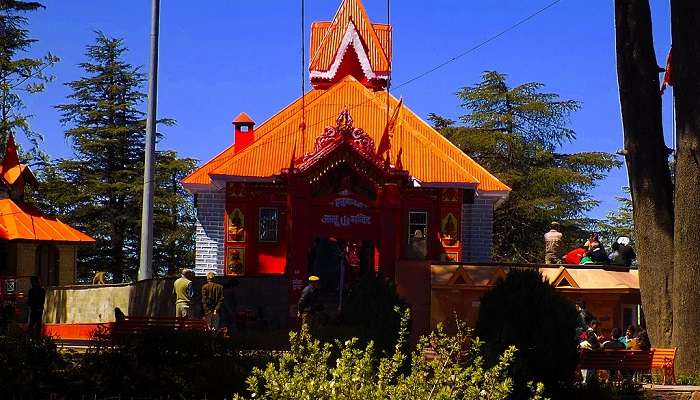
xmin=238 ymin=309 xmax=546 ymax=400
xmin=562 ymin=380 xmax=643 ymax=400
xmin=338 ymin=273 xmax=408 ymax=353
xmin=595 ymin=187 xmax=634 ymax=247
xmin=68 ymin=328 xmax=262 ymax=398
xmin=0 ymin=0 xmax=58 ymax=160
xmin=0 ymin=324 xmax=67 ymax=397
xmin=35 ymin=32 xmax=195 ymax=281
xmin=476 ymin=269 xmax=579 ymax=399
xmin=430 ymin=71 xmax=621 ymax=262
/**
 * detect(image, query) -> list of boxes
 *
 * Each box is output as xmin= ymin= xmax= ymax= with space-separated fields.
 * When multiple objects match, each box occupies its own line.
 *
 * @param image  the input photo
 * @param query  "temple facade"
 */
xmin=183 ymin=0 xmax=509 ymax=316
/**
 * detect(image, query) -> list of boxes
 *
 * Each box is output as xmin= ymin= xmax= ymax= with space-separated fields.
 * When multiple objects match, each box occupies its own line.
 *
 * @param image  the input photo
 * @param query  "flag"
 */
xmin=377 ymin=97 xmax=403 ymax=157
xmin=661 ymin=47 xmax=672 ymax=94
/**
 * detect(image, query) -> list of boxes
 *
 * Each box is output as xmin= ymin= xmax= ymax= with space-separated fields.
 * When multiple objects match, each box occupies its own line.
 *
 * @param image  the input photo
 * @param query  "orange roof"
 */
xmin=0 ymin=199 xmax=95 ymax=243
xmin=309 ymin=0 xmax=390 ymax=77
xmin=432 ymin=265 xmax=639 ymax=290
xmin=184 ymin=76 xmax=509 ymax=192
xmin=233 ymin=112 xmax=255 ymax=125
xmin=540 ymin=267 xmax=639 ymax=290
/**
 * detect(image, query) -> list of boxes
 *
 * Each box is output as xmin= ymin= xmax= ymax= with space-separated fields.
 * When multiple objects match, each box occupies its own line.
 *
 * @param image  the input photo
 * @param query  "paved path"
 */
xmin=644 ymin=384 xmax=700 ymax=400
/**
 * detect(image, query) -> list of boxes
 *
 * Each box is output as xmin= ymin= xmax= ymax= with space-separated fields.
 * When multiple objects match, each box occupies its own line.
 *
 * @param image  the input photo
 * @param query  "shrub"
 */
xmin=337 ymin=273 xmax=408 ymax=353
xmin=476 ymin=268 xmax=579 ymax=399
xmin=70 ymin=328 xmax=269 ymax=398
xmin=237 ymin=309 xmax=545 ymax=400
xmin=0 ymin=324 xmax=67 ymax=397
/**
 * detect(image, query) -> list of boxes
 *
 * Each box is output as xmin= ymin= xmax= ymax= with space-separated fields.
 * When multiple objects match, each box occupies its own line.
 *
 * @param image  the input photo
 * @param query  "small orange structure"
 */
xmin=428 ymin=264 xmax=641 ymax=336
xmin=0 ymin=135 xmax=94 ymax=300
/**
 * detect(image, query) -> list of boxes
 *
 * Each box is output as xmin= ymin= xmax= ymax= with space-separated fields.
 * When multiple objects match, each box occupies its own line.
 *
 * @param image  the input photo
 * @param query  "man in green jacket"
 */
xmin=201 ymin=272 xmax=224 ymax=329
xmin=174 ymin=269 xmax=194 ymax=318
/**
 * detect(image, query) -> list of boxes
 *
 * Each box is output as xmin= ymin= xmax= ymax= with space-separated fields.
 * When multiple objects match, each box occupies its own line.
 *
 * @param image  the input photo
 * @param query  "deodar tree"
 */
xmin=39 ymin=32 xmax=195 ymax=282
xmin=0 ymin=0 xmax=58 ymax=159
xmin=430 ymin=72 xmax=620 ymax=262
xmin=615 ymin=0 xmax=700 ymax=372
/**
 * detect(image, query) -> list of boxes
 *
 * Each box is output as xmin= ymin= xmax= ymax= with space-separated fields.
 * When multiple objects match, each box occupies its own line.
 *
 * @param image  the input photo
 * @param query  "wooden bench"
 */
xmin=651 ymin=347 xmax=677 ymax=385
xmin=111 ymin=316 xmax=208 ymax=340
xmin=578 ymin=348 xmax=677 ymax=384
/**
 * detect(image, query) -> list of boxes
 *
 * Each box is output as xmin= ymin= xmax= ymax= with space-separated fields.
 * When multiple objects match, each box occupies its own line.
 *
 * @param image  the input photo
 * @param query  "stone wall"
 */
xmin=43 ymin=276 xmax=289 ymax=328
xmin=194 ymin=189 xmax=225 ymax=275
xmin=460 ymin=196 xmax=495 ymax=262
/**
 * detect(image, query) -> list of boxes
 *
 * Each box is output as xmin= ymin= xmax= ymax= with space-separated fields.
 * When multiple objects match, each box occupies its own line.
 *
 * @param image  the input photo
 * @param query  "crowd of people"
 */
xmin=575 ymin=299 xmax=651 ymax=382
xmin=544 ymin=222 xmax=637 ymax=266
xmin=575 ymin=300 xmax=649 ymax=352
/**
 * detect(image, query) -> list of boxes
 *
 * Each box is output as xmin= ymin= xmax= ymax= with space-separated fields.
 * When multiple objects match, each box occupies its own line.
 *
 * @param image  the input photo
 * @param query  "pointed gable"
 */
xmin=0 ymin=135 xmax=38 ymax=197
xmin=309 ymin=0 xmax=391 ymax=89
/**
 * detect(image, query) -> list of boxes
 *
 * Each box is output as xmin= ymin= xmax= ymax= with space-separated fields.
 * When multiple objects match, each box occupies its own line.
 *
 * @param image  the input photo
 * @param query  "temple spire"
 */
xmin=309 ymin=0 xmax=392 ymax=90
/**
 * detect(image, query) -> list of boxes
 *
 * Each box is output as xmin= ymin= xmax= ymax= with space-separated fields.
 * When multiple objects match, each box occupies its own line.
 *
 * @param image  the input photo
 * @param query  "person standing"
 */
xmin=297 ymin=276 xmax=322 ymax=325
xmin=173 ymin=269 xmax=194 ymax=319
xmin=27 ymin=276 xmax=46 ymax=337
xmin=201 ymin=272 xmax=224 ymax=330
xmin=544 ymin=222 xmax=563 ymax=264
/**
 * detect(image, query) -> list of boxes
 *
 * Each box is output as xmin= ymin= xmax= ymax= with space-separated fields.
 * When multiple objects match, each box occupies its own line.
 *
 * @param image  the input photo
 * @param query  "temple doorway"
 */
xmin=308 ymin=237 xmax=376 ymax=301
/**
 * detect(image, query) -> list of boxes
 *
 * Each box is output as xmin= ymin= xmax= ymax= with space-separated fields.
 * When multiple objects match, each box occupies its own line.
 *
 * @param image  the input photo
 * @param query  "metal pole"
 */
xmin=138 ymin=0 xmax=160 ymax=281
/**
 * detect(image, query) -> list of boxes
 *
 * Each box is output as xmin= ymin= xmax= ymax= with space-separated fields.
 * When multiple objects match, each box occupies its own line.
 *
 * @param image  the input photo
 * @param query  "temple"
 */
xmin=183 ymin=0 xmax=509 ymax=317
xmin=0 ymin=135 xmax=94 ymax=300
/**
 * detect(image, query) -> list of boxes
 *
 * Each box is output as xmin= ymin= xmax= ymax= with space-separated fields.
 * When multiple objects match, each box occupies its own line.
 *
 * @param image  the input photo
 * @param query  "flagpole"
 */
xmin=138 ymin=0 xmax=160 ymax=281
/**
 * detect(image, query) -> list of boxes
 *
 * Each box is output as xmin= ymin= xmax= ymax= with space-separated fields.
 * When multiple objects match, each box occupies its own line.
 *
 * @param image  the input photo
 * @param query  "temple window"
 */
xmin=407 ymin=211 xmax=428 ymax=259
xmin=259 ymin=207 xmax=279 ymax=243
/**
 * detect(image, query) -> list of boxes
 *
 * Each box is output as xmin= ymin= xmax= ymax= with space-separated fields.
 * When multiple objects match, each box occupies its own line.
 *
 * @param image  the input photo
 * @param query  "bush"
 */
xmin=237 ymin=309 xmax=545 ymax=400
xmin=0 ymin=324 xmax=67 ymax=397
xmin=337 ymin=273 xmax=408 ymax=353
xmin=476 ymin=269 xmax=579 ymax=399
xmin=68 ymin=328 xmax=271 ymax=398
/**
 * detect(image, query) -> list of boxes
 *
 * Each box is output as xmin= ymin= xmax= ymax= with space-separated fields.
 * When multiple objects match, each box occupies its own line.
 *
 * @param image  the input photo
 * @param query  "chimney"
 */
xmin=233 ymin=112 xmax=255 ymax=152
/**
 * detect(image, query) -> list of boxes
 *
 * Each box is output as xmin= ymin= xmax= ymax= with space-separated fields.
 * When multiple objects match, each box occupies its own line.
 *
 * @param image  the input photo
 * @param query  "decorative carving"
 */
xmin=304 ymin=108 xmax=378 ymax=165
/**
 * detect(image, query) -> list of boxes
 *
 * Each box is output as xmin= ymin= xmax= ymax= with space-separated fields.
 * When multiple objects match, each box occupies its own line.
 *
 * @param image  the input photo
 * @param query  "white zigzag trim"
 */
xmin=310 ymin=21 xmax=388 ymax=81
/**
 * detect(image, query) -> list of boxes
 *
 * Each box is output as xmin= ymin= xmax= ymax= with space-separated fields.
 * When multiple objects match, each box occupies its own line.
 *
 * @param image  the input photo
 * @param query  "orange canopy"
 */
xmin=0 ymin=199 xmax=95 ymax=243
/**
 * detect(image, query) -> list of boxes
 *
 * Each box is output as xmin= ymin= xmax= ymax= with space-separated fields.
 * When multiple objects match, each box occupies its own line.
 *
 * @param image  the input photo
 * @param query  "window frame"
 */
xmin=258 ymin=207 xmax=280 ymax=243
xmin=407 ymin=210 xmax=429 ymax=244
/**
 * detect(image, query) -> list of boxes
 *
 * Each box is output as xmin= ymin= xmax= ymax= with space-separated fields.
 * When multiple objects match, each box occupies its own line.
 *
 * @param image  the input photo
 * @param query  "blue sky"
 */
xmin=25 ymin=0 xmax=673 ymax=219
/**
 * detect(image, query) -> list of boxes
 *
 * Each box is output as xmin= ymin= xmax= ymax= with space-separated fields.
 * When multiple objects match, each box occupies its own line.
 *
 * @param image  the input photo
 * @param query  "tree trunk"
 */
xmin=615 ymin=0 xmax=675 ymax=347
xmin=670 ymin=0 xmax=700 ymax=373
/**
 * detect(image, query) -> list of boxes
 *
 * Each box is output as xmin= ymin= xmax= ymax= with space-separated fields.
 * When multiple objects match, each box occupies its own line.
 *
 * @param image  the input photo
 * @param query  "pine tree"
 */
xmin=38 ymin=32 xmax=195 ymax=282
xmin=0 ymin=0 xmax=58 ymax=158
xmin=595 ymin=188 xmax=634 ymax=246
xmin=152 ymin=150 xmax=196 ymax=276
xmin=430 ymin=71 xmax=620 ymax=262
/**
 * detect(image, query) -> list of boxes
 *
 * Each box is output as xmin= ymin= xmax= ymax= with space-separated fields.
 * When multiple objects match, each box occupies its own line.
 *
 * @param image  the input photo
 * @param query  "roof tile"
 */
xmin=184 ymin=77 xmax=509 ymax=192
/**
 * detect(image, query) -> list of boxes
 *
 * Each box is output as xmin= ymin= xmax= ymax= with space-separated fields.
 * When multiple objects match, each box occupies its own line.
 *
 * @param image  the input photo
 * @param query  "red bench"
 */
xmin=578 ymin=348 xmax=677 ymax=384
xmin=111 ymin=316 xmax=208 ymax=339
